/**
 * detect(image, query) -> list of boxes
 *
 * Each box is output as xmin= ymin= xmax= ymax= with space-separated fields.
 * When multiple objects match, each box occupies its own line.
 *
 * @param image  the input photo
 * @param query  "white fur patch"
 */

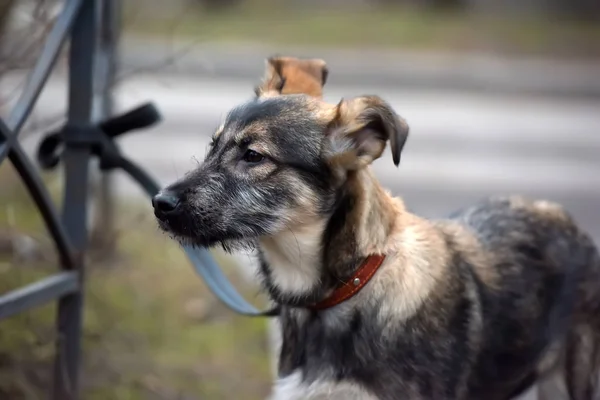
xmin=269 ymin=371 xmax=378 ymax=400
xmin=259 ymin=221 xmax=325 ymax=297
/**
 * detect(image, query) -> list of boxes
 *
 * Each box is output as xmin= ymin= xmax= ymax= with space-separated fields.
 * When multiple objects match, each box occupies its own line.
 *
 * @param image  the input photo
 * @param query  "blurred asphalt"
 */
xmin=12 ymin=72 xmax=600 ymax=244
xmin=120 ymin=38 xmax=600 ymax=100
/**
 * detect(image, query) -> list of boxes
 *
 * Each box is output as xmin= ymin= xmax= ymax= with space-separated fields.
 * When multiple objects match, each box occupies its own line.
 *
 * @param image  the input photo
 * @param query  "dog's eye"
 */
xmin=242 ymin=149 xmax=265 ymax=163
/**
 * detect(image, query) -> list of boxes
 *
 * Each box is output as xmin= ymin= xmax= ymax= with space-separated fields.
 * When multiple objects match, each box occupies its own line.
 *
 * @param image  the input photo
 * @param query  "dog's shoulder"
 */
xmin=430 ymin=195 xmax=583 ymax=288
xmin=433 ymin=194 xmax=595 ymax=311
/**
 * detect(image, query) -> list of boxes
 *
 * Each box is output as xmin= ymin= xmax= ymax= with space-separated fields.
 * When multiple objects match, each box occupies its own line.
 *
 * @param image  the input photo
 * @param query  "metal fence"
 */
xmin=0 ymin=1 xmax=275 ymax=399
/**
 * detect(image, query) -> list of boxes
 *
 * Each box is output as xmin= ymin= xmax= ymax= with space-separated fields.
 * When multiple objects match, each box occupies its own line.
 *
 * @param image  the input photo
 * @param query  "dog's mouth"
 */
xmin=152 ymin=184 xmax=283 ymax=253
xmin=156 ymin=217 xmax=201 ymax=245
xmin=156 ymin=215 xmax=216 ymax=247
xmin=152 ymin=190 xmax=221 ymax=248
xmin=156 ymin=215 xmax=259 ymax=253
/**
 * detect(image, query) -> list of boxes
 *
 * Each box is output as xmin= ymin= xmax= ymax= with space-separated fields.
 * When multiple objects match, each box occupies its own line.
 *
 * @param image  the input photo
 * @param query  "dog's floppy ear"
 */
xmin=326 ymin=95 xmax=409 ymax=170
xmin=255 ymin=56 xmax=328 ymax=98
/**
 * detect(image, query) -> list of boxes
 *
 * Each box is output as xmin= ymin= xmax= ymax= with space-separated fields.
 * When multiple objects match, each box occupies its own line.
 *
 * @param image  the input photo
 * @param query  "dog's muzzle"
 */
xmin=152 ymin=190 xmax=181 ymax=221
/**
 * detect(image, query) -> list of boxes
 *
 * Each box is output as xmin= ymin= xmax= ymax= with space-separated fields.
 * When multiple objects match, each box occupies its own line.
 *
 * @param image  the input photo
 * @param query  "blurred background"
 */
xmin=0 ymin=0 xmax=599 ymax=399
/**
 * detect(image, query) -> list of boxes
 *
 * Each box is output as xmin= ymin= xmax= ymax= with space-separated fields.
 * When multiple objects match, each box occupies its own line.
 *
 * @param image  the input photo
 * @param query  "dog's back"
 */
xmin=441 ymin=195 xmax=600 ymax=399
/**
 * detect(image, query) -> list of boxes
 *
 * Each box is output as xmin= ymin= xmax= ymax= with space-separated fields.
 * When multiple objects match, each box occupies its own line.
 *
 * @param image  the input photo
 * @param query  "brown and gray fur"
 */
xmin=153 ymin=60 xmax=600 ymax=400
xmin=254 ymin=56 xmax=329 ymax=99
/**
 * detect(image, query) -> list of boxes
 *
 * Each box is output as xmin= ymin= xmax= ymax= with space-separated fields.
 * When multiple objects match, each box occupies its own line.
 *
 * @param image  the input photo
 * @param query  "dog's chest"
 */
xmin=269 ymin=371 xmax=379 ymax=400
xmin=276 ymin=306 xmax=472 ymax=400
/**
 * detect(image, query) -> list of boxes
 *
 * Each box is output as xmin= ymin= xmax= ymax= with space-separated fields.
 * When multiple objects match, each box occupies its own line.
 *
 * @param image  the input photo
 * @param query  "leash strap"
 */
xmin=183 ymin=243 xmax=278 ymax=316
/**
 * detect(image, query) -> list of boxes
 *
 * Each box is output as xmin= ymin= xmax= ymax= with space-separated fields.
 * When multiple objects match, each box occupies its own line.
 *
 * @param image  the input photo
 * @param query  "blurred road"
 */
xmin=12 ymin=73 xmax=600 ymax=242
xmin=5 ymin=72 xmax=600 ymax=399
xmin=118 ymin=38 xmax=600 ymax=100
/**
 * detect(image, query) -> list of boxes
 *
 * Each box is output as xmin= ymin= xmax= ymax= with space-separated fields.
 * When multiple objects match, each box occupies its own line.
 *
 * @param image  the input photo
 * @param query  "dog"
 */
xmin=152 ymin=58 xmax=600 ymax=400
xmin=254 ymin=56 xmax=328 ymax=99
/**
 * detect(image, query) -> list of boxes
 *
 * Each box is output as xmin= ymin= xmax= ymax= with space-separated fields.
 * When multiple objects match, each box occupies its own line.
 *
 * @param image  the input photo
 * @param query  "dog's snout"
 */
xmin=152 ymin=191 xmax=180 ymax=220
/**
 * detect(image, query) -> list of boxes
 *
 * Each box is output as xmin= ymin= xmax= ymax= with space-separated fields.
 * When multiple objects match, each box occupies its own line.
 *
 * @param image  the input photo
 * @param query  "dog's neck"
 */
xmin=258 ymin=167 xmax=400 ymax=307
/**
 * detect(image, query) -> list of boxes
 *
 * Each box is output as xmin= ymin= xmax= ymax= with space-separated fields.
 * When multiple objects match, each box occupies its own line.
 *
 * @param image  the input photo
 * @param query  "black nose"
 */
xmin=152 ymin=191 xmax=180 ymax=219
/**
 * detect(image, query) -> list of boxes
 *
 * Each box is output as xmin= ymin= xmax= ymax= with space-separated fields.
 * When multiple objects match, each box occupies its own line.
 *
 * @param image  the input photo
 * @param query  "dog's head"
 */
xmin=152 ymin=94 xmax=408 ymax=252
xmin=254 ymin=56 xmax=328 ymax=98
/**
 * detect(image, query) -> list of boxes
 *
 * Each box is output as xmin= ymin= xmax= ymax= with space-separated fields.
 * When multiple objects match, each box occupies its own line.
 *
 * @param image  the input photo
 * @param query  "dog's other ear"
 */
xmin=326 ymin=95 xmax=409 ymax=170
xmin=255 ymin=56 xmax=328 ymax=98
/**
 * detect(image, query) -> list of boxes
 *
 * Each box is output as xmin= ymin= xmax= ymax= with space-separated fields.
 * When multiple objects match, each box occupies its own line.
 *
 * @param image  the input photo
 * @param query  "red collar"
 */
xmin=309 ymin=254 xmax=386 ymax=311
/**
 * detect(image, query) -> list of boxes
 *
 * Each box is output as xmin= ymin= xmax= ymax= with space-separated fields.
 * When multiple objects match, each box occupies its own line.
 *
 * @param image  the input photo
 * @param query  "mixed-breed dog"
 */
xmin=152 ymin=56 xmax=600 ymax=399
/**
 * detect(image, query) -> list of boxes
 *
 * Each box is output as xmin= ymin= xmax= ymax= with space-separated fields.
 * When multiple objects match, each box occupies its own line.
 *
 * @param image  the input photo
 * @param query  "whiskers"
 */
xmin=219 ymin=238 xmax=258 ymax=254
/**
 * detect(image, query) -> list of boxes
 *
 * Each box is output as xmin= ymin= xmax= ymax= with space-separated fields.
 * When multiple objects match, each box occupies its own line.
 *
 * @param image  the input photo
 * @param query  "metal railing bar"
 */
xmin=7 ymin=0 xmax=84 ymax=135
xmin=0 ymin=272 xmax=79 ymax=320
xmin=0 ymin=117 xmax=16 ymax=165
xmin=8 ymin=140 xmax=76 ymax=269
xmin=53 ymin=0 xmax=98 ymax=397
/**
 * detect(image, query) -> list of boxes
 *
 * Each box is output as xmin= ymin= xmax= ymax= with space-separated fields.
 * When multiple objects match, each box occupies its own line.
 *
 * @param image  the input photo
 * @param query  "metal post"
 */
xmin=90 ymin=0 xmax=120 ymax=259
xmin=0 ymin=0 xmax=16 ymax=49
xmin=53 ymin=0 xmax=99 ymax=398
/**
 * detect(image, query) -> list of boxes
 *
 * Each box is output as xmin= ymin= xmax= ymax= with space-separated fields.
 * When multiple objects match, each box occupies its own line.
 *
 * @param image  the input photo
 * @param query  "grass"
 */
xmin=122 ymin=0 xmax=600 ymax=58
xmin=0 ymin=163 xmax=272 ymax=400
